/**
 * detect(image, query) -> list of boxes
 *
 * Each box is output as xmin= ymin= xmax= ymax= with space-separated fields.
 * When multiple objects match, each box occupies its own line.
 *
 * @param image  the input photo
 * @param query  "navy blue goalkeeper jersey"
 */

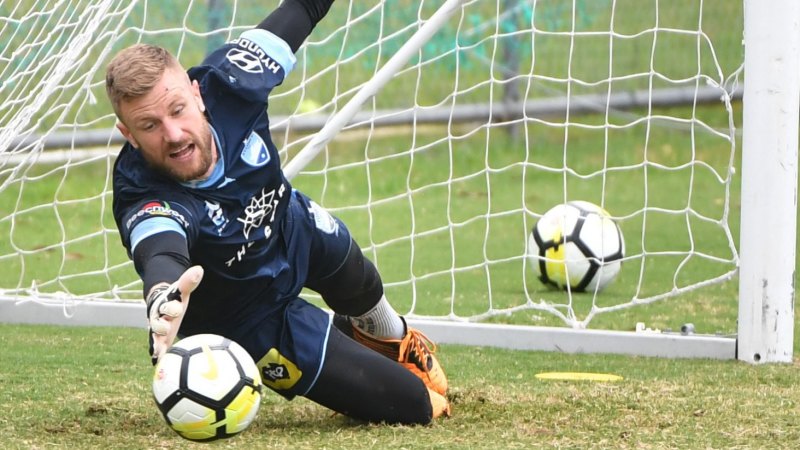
xmin=113 ymin=29 xmax=303 ymax=331
xmin=112 ymin=22 xmax=361 ymax=399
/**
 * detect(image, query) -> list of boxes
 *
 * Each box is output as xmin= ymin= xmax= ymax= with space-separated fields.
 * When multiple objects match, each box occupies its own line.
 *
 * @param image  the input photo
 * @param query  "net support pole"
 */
xmin=281 ymin=0 xmax=465 ymax=180
xmin=737 ymin=0 xmax=800 ymax=363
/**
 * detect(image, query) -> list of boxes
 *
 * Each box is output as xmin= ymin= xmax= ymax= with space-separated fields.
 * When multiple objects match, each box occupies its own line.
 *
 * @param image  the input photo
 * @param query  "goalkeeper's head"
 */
xmin=105 ymin=44 xmax=215 ymax=183
xmin=105 ymin=44 xmax=186 ymax=119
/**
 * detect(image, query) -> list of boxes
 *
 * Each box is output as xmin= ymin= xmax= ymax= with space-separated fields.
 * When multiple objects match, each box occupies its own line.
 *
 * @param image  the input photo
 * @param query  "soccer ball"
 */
xmin=527 ymin=201 xmax=625 ymax=292
xmin=152 ymin=334 xmax=263 ymax=442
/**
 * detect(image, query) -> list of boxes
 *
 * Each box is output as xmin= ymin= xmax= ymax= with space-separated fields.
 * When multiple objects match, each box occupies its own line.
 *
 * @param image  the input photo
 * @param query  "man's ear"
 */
xmin=117 ymin=122 xmax=139 ymax=149
xmin=191 ymin=80 xmax=205 ymax=112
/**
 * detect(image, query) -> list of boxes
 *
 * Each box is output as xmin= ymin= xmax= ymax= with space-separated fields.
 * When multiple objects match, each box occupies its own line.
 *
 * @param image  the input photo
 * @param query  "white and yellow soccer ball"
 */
xmin=527 ymin=201 xmax=625 ymax=292
xmin=152 ymin=334 xmax=262 ymax=442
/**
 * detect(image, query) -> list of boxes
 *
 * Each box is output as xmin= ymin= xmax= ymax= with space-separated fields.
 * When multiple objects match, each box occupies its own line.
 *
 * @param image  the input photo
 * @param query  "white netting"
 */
xmin=0 ymin=0 xmax=742 ymax=330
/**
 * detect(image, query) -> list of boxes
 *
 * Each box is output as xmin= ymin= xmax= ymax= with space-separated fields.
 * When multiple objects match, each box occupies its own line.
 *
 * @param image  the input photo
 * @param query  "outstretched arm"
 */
xmin=257 ymin=0 xmax=335 ymax=53
xmin=133 ymin=232 xmax=202 ymax=364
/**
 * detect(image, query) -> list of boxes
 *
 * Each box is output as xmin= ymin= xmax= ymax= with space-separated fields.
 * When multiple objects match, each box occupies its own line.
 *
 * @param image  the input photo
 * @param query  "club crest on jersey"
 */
xmin=241 ymin=132 xmax=270 ymax=167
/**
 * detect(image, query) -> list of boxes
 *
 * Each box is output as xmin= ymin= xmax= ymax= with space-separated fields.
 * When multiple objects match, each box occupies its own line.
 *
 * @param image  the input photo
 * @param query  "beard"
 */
xmin=145 ymin=124 xmax=215 ymax=183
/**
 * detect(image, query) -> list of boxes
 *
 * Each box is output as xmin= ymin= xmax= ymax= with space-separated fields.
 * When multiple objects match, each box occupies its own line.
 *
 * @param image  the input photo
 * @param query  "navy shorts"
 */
xmin=227 ymin=190 xmax=352 ymax=399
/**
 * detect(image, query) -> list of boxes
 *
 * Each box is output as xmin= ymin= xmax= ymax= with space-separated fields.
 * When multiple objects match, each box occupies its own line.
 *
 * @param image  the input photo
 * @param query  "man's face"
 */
xmin=116 ymin=66 xmax=214 ymax=182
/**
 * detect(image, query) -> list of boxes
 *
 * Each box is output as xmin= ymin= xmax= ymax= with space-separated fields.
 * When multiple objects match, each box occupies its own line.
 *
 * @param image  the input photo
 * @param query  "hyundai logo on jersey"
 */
xmin=225 ymin=48 xmax=263 ymax=74
xmin=241 ymin=132 xmax=271 ymax=167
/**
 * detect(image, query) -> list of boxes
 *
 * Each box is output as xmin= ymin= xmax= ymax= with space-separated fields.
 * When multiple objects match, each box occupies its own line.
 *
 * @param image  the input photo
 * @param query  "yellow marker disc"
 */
xmin=535 ymin=372 xmax=623 ymax=382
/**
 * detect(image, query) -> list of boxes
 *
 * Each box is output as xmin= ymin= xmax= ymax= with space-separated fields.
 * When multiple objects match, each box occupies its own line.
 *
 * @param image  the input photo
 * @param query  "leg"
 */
xmin=304 ymin=325 xmax=450 ymax=424
xmin=307 ymin=239 xmax=449 ymax=396
xmin=299 ymin=193 xmax=448 ymax=397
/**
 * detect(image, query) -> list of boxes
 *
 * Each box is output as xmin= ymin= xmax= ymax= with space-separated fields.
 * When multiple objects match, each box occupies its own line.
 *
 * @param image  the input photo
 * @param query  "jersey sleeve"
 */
xmin=112 ymin=144 xmax=200 ymax=258
xmin=189 ymin=28 xmax=297 ymax=105
xmin=116 ymin=198 xmax=198 ymax=257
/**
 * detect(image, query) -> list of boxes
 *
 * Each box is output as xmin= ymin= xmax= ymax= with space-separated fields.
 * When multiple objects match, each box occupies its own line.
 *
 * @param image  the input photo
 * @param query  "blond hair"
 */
xmin=105 ymin=44 xmax=183 ymax=118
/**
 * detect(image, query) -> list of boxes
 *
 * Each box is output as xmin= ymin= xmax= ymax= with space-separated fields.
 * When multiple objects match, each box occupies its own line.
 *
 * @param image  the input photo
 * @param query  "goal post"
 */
xmin=736 ymin=0 xmax=799 ymax=363
xmin=0 ymin=0 xmax=795 ymax=363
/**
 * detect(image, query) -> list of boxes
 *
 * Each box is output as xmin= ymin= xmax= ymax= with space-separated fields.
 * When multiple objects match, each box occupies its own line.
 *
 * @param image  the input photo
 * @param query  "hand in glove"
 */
xmin=146 ymin=266 xmax=204 ymax=365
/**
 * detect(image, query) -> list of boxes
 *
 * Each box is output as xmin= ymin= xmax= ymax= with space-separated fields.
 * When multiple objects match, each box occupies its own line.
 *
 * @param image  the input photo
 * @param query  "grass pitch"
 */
xmin=2 ymin=323 xmax=799 ymax=449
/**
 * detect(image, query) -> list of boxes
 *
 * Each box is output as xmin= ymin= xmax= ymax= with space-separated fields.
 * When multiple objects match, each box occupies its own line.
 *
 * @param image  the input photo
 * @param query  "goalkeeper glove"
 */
xmin=146 ymin=265 xmax=204 ymax=365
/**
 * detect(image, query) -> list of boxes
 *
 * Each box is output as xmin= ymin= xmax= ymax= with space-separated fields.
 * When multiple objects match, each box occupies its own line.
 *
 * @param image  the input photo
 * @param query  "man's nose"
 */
xmin=162 ymin=118 xmax=183 ymax=143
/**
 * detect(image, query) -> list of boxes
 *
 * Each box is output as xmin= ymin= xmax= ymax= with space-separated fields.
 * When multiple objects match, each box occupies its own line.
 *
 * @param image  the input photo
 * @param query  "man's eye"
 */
xmin=173 ymin=106 xmax=184 ymax=116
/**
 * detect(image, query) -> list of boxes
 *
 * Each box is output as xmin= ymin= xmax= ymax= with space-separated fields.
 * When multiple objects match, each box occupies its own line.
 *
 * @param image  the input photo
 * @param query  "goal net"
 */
xmin=1 ymin=0 xmax=795 ymax=362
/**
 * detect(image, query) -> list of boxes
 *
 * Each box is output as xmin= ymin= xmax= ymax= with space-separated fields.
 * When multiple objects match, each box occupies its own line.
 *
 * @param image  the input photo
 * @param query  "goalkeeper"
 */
xmin=105 ymin=0 xmax=449 ymax=425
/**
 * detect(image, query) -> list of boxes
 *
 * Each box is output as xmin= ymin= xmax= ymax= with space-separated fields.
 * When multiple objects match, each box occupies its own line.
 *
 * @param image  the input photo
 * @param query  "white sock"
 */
xmin=350 ymin=296 xmax=405 ymax=340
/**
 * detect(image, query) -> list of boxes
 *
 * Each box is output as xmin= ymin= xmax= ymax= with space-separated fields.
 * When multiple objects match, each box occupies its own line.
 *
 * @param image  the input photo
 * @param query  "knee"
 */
xmin=402 ymin=386 xmax=435 ymax=425
xmin=307 ymin=240 xmax=383 ymax=316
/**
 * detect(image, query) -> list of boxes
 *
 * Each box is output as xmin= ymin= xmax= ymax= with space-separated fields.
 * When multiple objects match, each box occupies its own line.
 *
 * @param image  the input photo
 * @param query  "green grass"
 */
xmin=2 ymin=323 xmax=799 ymax=449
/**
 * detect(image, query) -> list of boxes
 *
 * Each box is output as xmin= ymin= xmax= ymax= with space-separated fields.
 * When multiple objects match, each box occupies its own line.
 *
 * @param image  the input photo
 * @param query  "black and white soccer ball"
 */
xmin=527 ymin=201 xmax=625 ymax=292
xmin=152 ymin=334 xmax=263 ymax=442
